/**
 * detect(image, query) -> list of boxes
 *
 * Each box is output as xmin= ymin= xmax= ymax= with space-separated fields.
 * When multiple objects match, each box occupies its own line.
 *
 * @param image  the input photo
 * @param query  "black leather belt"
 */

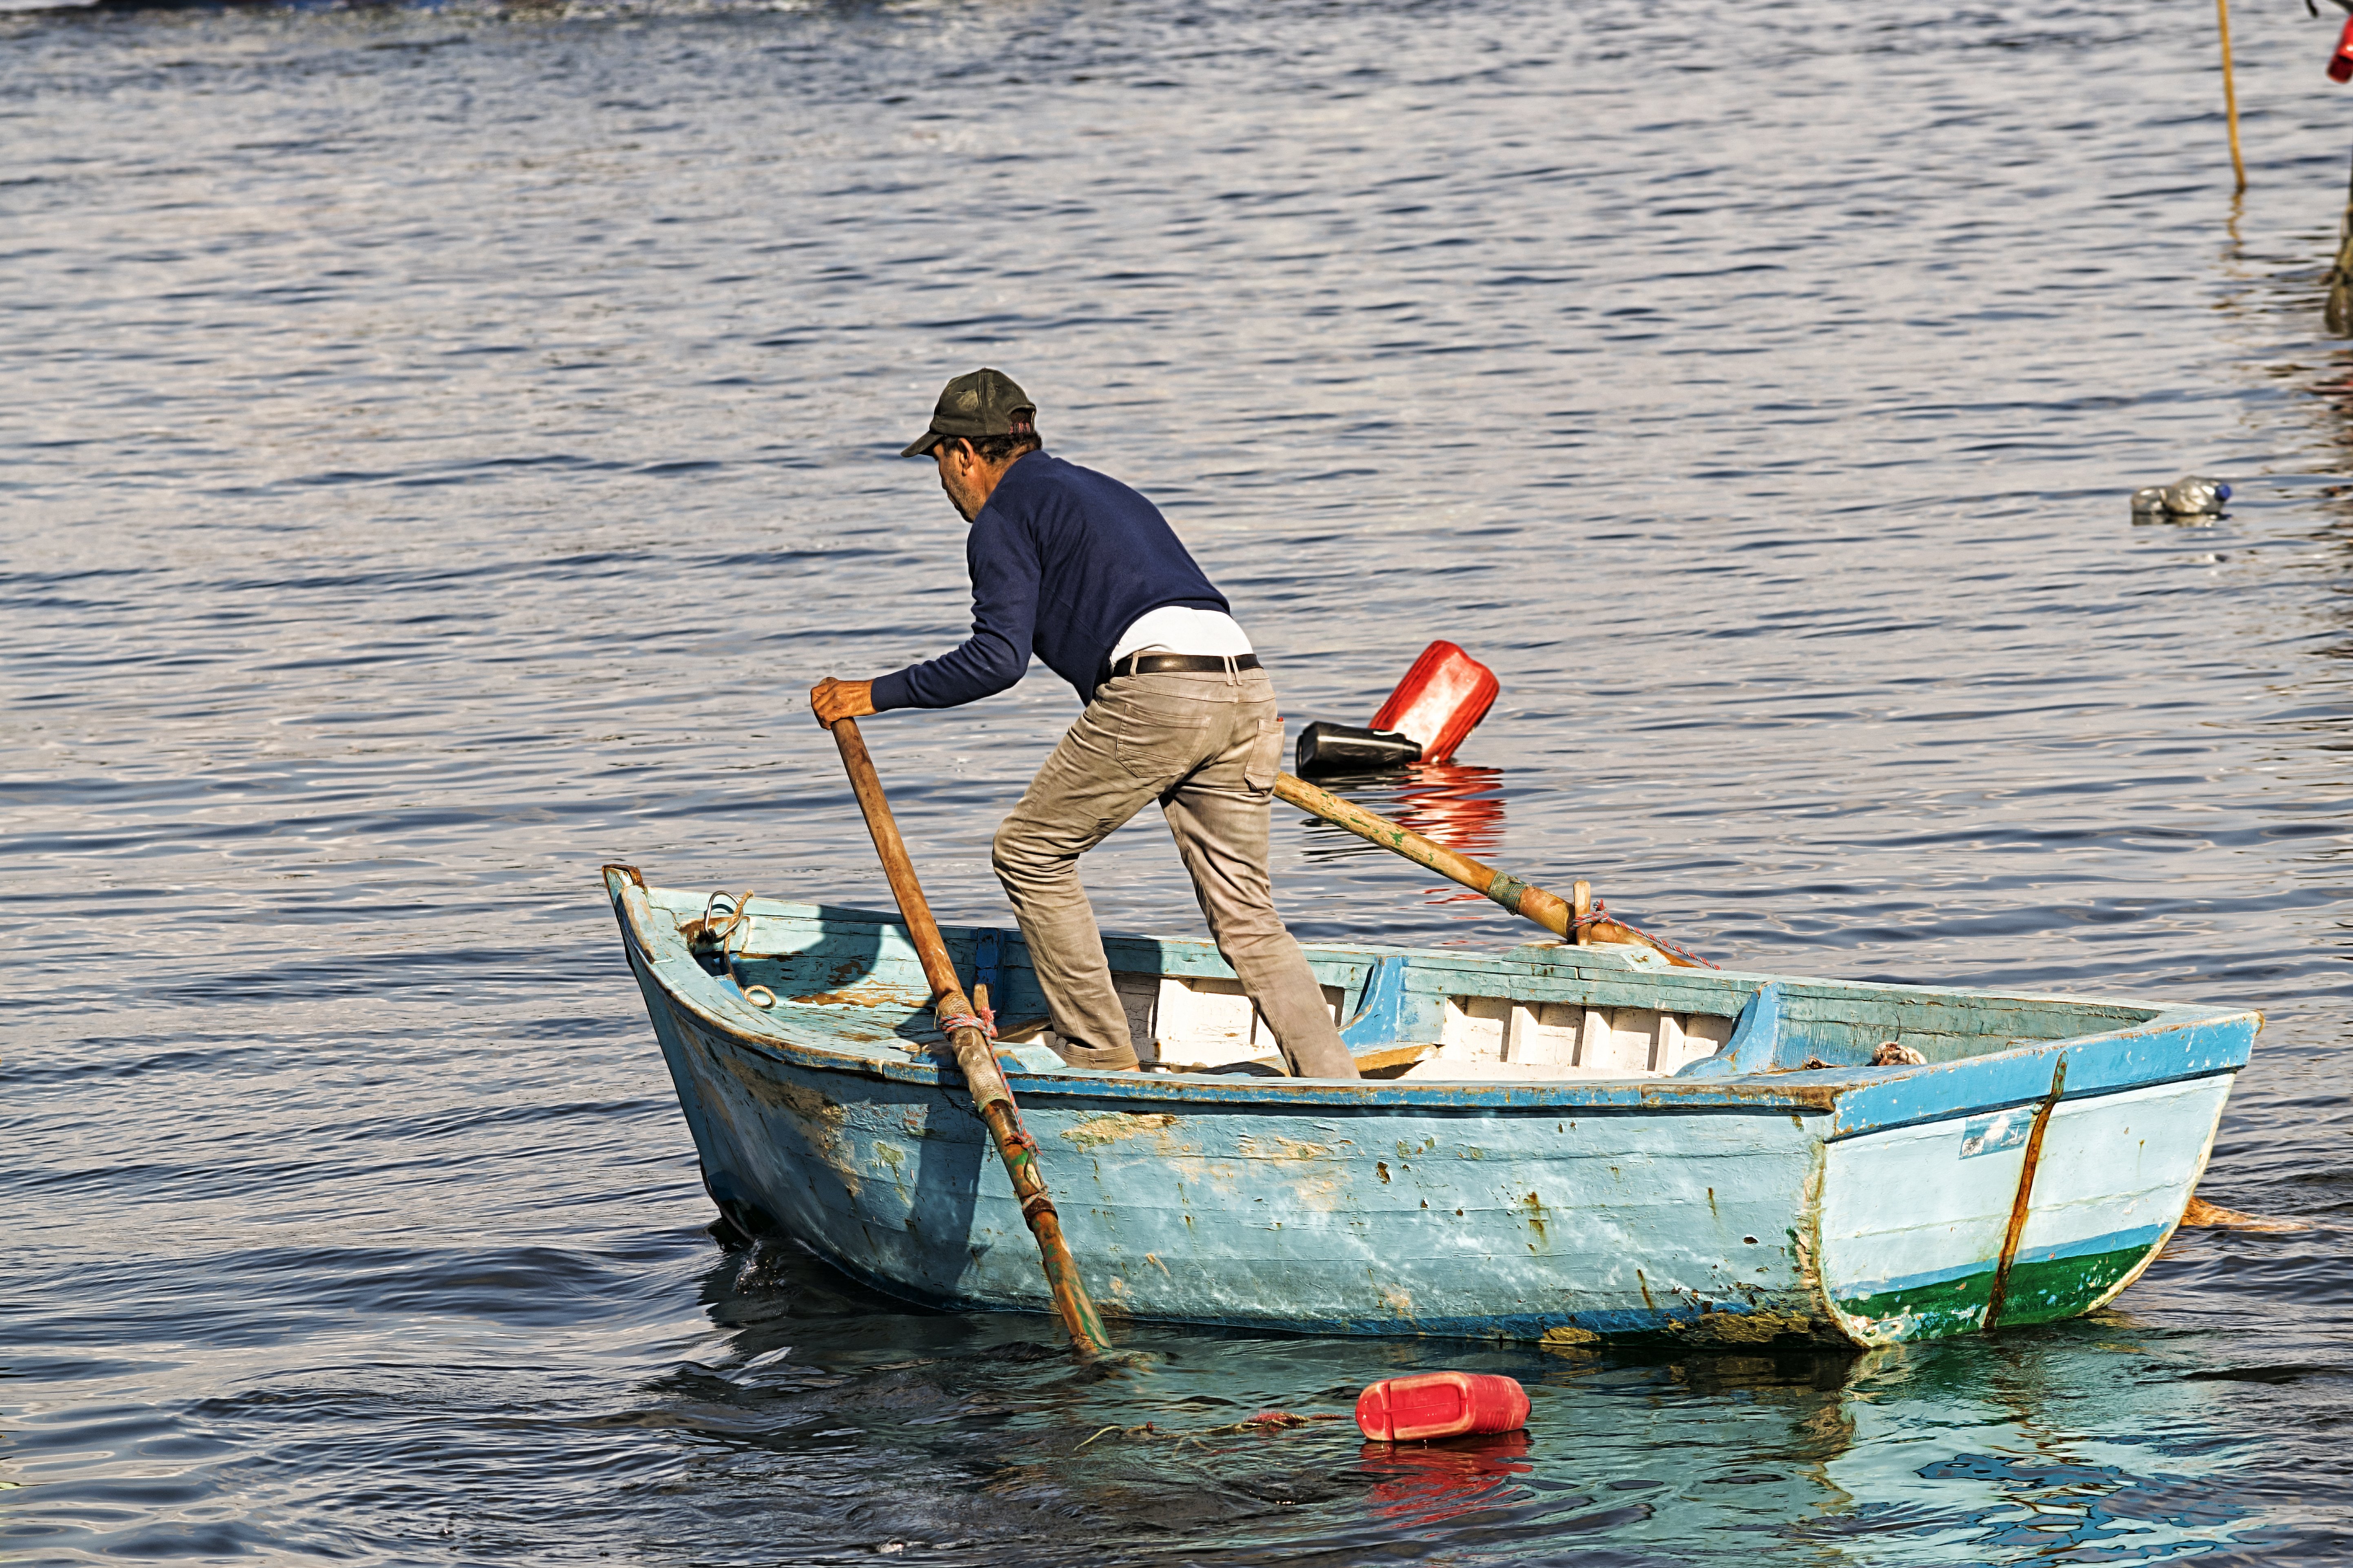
xmin=1103 ymin=652 xmax=1262 ymax=682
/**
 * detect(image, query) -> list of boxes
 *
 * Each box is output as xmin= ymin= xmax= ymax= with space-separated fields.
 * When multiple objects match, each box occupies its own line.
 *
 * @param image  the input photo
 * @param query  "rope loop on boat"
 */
xmin=1570 ymin=898 xmax=1720 ymax=971
xmin=699 ymin=888 xmax=756 ymax=948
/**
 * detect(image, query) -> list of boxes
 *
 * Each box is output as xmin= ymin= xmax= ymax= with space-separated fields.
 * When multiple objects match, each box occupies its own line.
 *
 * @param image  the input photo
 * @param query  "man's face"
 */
xmin=934 ymin=441 xmax=986 ymax=521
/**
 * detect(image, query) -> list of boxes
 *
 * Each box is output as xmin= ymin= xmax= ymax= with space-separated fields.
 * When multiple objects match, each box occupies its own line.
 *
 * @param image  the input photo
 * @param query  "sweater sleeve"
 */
xmin=867 ymin=511 xmax=1040 ymax=711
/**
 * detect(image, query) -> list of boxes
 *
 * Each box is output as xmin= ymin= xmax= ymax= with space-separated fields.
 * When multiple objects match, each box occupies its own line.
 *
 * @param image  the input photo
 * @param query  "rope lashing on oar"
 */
xmin=1568 ymin=898 xmax=1720 ymax=971
xmin=939 ymin=997 xmax=1056 ymax=1224
xmin=938 ymin=1008 xmax=997 ymax=1039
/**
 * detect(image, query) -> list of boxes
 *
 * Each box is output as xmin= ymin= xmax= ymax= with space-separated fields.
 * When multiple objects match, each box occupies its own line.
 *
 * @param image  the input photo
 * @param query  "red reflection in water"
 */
xmin=1293 ymin=762 xmax=1522 ymax=921
xmin=1388 ymin=763 xmax=1506 ymax=859
xmin=1395 ymin=763 xmax=1510 ymax=912
xmin=1357 ymin=1431 xmax=1534 ymax=1525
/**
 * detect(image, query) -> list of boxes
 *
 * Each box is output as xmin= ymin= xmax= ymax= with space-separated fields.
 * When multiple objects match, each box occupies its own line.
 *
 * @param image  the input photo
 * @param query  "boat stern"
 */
xmin=1810 ymin=1009 xmax=2257 ymax=1345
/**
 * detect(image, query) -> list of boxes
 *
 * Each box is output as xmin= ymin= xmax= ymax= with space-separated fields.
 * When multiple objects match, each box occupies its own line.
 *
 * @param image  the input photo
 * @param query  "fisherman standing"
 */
xmin=810 ymin=370 xmax=1359 ymax=1080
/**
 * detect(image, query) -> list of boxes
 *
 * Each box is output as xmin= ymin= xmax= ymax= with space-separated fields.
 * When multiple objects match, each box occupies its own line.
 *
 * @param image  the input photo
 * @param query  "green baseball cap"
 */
xmin=900 ymin=368 xmax=1037 ymax=458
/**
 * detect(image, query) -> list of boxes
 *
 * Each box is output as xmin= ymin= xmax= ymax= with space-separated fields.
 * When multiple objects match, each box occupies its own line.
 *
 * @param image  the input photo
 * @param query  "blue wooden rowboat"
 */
xmin=603 ymin=864 xmax=2257 ymax=1348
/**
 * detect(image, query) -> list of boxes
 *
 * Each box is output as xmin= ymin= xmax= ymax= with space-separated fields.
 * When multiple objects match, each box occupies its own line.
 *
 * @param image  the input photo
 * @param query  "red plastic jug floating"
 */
xmin=1369 ymin=641 xmax=1501 ymax=766
xmin=1354 ymin=1371 xmax=1530 ymax=1442
xmin=2331 ymin=15 xmax=2353 ymax=82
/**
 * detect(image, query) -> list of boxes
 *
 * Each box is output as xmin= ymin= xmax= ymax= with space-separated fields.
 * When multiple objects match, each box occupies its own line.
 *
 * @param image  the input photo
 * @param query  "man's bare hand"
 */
xmin=810 ymin=678 xmax=877 ymax=729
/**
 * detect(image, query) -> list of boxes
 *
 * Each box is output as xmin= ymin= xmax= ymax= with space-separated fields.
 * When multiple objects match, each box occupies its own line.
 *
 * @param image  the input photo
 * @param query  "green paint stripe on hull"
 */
xmin=1834 ymin=1242 xmax=2159 ymax=1340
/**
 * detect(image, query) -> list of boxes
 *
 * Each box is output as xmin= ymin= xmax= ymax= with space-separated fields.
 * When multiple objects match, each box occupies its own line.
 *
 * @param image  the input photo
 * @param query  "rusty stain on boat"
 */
xmin=1061 ymin=1112 xmax=1179 ymax=1150
xmin=1235 ymin=1134 xmax=1331 ymax=1162
xmin=1670 ymin=1308 xmax=1823 ymax=1345
xmin=718 ymin=1054 xmax=845 ymax=1125
xmin=790 ymin=981 xmax=925 ymax=1009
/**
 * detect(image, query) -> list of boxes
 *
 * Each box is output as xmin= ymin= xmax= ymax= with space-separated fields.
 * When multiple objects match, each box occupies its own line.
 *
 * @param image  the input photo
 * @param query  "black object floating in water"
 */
xmin=1295 ymin=721 xmax=1422 ymax=775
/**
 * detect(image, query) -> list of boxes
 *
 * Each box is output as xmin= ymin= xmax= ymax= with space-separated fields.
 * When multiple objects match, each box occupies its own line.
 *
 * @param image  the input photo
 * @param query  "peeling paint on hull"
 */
xmin=605 ymin=868 xmax=2258 ymax=1347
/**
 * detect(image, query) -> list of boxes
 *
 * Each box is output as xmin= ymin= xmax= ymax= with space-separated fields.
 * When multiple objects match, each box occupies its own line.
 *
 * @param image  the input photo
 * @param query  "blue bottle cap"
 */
xmin=2216 ymin=483 xmax=2232 ymax=501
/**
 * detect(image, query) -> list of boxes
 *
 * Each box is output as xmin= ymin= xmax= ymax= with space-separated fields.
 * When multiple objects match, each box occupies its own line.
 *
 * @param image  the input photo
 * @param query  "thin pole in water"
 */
xmin=2218 ymin=0 xmax=2248 ymax=193
xmin=2330 ymin=136 xmax=2353 ymax=333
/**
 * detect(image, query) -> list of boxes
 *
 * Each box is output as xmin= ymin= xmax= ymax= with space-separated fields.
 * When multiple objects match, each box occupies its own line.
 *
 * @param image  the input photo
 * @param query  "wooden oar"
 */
xmin=827 ymin=716 xmax=1112 ymax=1355
xmin=1272 ymin=772 xmax=1704 ymax=968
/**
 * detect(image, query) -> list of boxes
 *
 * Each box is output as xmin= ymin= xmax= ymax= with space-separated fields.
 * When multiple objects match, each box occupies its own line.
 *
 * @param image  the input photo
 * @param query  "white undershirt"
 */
xmin=1109 ymin=605 xmax=1255 ymax=662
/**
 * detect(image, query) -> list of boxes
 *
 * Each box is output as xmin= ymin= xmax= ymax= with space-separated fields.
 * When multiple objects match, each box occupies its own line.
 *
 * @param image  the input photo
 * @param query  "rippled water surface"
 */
xmin=9 ymin=0 xmax=2353 ymax=1559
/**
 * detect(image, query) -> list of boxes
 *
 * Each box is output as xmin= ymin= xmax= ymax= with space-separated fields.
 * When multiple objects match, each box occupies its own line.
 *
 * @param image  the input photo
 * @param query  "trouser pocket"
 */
xmin=1098 ymin=689 xmax=1220 ymax=780
xmin=1242 ymin=715 xmax=1283 ymax=794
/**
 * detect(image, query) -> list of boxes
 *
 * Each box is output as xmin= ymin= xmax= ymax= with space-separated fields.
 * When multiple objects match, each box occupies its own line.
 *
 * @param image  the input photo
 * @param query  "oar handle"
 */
xmin=1271 ymin=772 xmax=1699 ymax=968
xmin=827 ymin=717 xmax=1112 ymax=1354
xmin=830 ymin=716 xmax=962 ymax=999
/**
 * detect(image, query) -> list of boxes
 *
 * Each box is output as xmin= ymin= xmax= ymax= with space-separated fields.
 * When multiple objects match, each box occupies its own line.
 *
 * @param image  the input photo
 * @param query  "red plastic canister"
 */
xmin=1354 ymin=1372 xmax=1530 ymax=1442
xmin=1368 ymin=641 xmax=1500 ymax=766
xmin=2331 ymin=15 xmax=2353 ymax=82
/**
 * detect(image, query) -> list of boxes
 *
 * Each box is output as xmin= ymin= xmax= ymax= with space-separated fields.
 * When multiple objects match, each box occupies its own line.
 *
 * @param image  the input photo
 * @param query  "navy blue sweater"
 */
xmin=869 ymin=453 xmax=1230 ymax=711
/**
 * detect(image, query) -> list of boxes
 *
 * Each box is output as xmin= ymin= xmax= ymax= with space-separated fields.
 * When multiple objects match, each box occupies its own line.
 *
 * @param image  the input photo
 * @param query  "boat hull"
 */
xmin=608 ymin=867 xmax=2253 ymax=1347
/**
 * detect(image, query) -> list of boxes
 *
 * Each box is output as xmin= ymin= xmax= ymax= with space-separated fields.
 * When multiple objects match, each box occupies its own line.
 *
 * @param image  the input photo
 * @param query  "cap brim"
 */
xmin=900 ymin=430 xmax=945 ymax=458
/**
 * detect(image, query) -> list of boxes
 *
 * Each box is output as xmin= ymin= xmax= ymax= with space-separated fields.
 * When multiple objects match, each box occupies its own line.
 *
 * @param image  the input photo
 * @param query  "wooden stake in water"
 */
xmin=2218 ymin=0 xmax=2247 ymax=193
xmin=2330 ymin=140 xmax=2353 ymax=336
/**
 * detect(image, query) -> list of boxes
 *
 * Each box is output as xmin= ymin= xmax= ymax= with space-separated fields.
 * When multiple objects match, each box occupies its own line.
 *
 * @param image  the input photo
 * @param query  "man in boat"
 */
xmin=809 ymin=369 xmax=1359 ymax=1081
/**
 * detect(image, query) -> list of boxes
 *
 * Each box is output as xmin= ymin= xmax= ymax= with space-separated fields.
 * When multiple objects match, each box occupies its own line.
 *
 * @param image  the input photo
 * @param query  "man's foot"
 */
xmin=1048 ymin=1036 xmax=1143 ymax=1073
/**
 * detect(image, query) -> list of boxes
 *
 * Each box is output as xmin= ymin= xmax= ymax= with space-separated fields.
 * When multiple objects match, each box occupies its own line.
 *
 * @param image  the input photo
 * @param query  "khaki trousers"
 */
xmin=990 ymin=667 xmax=1360 ymax=1079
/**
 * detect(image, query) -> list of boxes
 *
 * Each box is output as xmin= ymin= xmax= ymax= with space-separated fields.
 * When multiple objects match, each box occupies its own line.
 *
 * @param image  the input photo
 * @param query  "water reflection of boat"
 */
xmin=605 ymin=864 xmax=2256 ymax=1349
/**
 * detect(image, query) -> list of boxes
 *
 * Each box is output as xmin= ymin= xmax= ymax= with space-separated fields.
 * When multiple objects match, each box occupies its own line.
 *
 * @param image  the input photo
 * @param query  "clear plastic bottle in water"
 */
xmin=2130 ymin=476 xmax=2231 ymax=516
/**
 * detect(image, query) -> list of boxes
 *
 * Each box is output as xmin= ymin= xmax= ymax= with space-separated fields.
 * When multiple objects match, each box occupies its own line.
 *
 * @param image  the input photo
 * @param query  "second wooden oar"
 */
xmin=1271 ymin=772 xmax=1704 ymax=969
xmin=827 ymin=715 xmax=1111 ymax=1355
